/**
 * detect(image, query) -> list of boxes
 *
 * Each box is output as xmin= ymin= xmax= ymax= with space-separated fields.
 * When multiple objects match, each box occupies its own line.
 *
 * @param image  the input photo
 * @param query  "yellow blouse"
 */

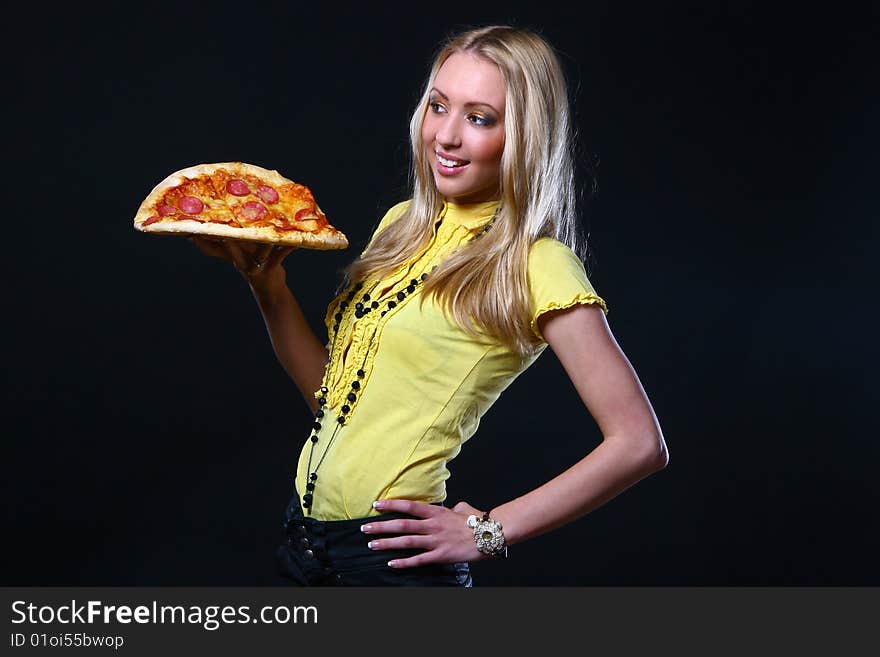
xmin=295 ymin=199 xmax=608 ymax=520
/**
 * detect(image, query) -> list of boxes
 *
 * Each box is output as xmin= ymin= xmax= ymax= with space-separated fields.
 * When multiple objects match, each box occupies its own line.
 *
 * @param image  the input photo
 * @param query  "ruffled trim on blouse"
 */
xmin=316 ymin=212 xmax=476 ymax=414
xmin=530 ymin=293 xmax=609 ymax=342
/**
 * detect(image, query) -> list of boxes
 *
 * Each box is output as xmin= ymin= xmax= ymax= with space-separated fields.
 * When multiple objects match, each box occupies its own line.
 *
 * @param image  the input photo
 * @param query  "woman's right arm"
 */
xmin=190 ymin=237 xmax=328 ymax=414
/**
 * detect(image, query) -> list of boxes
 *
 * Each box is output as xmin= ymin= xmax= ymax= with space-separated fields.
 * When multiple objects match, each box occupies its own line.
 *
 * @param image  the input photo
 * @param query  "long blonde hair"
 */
xmin=340 ymin=25 xmax=586 ymax=358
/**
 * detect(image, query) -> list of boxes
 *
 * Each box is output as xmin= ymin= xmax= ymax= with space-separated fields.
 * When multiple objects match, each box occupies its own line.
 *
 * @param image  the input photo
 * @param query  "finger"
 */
xmin=256 ymin=243 xmax=273 ymax=260
xmin=372 ymin=499 xmax=441 ymax=518
xmin=264 ymin=245 xmax=296 ymax=269
xmin=251 ymin=243 xmax=274 ymax=269
xmin=221 ymin=239 xmax=250 ymax=271
xmin=367 ymin=534 xmax=435 ymax=552
xmin=189 ymin=236 xmax=227 ymax=259
xmin=360 ymin=518 xmax=429 ymax=536
xmin=387 ymin=551 xmax=440 ymax=569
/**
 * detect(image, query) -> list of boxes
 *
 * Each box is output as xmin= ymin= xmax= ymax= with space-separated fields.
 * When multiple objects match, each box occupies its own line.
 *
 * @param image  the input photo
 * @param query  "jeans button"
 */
xmin=300 ymin=538 xmax=311 ymax=549
xmin=296 ymin=524 xmax=307 ymax=536
xmin=303 ymin=549 xmax=314 ymax=559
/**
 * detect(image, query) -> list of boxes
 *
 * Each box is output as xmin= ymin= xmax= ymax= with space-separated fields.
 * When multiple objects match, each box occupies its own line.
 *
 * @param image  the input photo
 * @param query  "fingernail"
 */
xmin=360 ymin=524 xmax=371 ymax=533
xmin=372 ymin=501 xmax=382 ymax=509
xmin=387 ymin=561 xmax=396 ymax=568
xmin=367 ymin=541 xmax=374 ymax=549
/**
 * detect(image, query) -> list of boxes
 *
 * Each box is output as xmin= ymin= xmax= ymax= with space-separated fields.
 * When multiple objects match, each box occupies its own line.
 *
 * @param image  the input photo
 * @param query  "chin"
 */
xmin=434 ymin=180 xmax=483 ymax=203
xmin=442 ymin=186 xmax=498 ymax=204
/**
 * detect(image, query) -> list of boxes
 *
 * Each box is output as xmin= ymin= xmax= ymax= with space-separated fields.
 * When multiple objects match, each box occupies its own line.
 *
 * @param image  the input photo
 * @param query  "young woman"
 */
xmin=192 ymin=25 xmax=668 ymax=586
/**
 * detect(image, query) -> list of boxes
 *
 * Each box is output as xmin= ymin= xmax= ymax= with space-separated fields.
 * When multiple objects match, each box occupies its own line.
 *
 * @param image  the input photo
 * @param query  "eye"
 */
xmin=468 ymin=113 xmax=495 ymax=127
xmin=428 ymin=99 xmax=447 ymax=114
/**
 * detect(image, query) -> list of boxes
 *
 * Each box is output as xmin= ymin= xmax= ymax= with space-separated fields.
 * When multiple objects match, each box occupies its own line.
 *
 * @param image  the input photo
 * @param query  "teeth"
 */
xmin=437 ymin=153 xmax=466 ymax=167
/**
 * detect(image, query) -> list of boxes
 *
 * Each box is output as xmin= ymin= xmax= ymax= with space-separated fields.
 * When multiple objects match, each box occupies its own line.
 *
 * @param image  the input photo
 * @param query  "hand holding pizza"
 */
xmin=189 ymin=236 xmax=296 ymax=288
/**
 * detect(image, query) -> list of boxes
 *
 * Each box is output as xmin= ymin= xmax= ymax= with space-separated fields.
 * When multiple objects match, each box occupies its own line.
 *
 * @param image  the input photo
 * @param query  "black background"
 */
xmin=4 ymin=1 xmax=878 ymax=585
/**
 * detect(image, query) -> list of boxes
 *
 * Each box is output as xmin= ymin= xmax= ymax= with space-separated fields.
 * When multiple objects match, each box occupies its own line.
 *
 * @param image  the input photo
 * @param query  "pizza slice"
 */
xmin=145 ymin=171 xmax=236 ymax=227
xmin=133 ymin=162 xmax=348 ymax=250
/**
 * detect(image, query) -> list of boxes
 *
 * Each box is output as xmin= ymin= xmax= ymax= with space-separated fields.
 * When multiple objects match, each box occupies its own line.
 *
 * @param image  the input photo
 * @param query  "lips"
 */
xmin=435 ymin=149 xmax=470 ymax=168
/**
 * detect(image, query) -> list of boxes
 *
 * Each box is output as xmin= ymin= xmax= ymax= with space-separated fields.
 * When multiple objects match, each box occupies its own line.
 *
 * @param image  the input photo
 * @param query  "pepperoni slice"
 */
xmin=227 ymin=179 xmax=250 ymax=196
xmin=295 ymin=208 xmax=319 ymax=222
xmin=256 ymin=185 xmax=279 ymax=204
xmin=143 ymin=215 xmax=161 ymax=226
xmin=241 ymin=201 xmax=268 ymax=221
xmin=178 ymin=196 xmax=204 ymax=214
xmin=157 ymin=204 xmax=177 ymax=216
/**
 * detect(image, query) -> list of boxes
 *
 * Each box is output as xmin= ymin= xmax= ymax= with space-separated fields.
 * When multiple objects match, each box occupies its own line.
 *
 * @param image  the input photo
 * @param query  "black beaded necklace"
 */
xmin=300 ymin=208 xmax=498 ymax=514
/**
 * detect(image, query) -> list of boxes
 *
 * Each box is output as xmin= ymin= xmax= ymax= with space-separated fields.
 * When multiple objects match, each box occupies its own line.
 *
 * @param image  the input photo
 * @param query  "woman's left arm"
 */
xmin=485 ymin=302 xmax=668 ymax=546
xmin=365 ymin=303 xmax=668 ymax=565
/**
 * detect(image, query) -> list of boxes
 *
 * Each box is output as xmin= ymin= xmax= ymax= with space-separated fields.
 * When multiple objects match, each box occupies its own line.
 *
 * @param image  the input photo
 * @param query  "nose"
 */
xmin=435 ymin=116 xmax=461 ymax=149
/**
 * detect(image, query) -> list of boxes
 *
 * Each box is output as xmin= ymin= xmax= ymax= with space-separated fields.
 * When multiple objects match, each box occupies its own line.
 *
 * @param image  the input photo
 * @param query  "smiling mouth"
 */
xmin=435 ymin=151 xmax=470 ymax=168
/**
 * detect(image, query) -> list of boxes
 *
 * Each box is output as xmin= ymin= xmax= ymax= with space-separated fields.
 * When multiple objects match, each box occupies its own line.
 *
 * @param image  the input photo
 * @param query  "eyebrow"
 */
xmin=430 ymin=87 xmax=500 ymax=114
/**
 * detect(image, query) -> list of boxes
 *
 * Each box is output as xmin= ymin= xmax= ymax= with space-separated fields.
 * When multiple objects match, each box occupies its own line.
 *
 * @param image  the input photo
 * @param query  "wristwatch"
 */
xmin=466 ymin=511 xmax=508 ymax=558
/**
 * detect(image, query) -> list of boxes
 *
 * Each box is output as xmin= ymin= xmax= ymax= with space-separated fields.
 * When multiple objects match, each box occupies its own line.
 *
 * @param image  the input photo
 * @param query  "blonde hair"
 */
xmin=340 ymin=25 xmax=586 ymax=358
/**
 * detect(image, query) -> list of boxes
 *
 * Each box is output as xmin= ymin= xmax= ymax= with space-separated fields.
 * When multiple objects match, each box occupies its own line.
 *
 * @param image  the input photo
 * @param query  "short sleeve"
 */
xmin=527 ymin=237 xmax=608 ymax=342
xmin=360 ymin=200 xmax=412 ymax=256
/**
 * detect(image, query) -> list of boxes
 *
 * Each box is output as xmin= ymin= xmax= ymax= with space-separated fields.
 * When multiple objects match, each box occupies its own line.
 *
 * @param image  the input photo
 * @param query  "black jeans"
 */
xmin=275 ymin=494 xmax=473 ymax=587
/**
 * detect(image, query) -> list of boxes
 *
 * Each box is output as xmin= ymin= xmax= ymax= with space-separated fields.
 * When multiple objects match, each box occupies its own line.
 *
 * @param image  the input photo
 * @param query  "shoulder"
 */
xmin=526 ymin=236 xmax=607 ymax=319
xmin=376 ymin=199 xmax=413 ymax=232
xmin=527 ymin=237 xmax=584 ymax=272
xmin=360 ymin=200 xmax=412 ymax=256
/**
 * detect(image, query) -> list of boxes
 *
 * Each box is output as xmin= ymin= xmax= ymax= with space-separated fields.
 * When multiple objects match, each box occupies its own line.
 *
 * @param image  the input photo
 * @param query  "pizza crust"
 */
xmin=136 ymin=218 xmax=348 ymax=248
xmin=133 ymin=162 xmax=348 ymax=250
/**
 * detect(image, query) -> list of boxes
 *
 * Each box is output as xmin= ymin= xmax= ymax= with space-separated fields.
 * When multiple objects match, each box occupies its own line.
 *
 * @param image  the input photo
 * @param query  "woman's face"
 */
xmin=421 ymin=51 xmax=506 ymax=204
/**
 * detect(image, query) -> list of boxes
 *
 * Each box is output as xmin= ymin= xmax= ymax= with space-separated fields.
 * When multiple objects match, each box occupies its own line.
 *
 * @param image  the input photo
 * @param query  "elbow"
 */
xmin=646 ymin=431 xmax=669 ymax=471
xmin=605 ymin=426 xmax=669 ymax=472
xmin=653 ymin=443 xmax=670 ymax=471
xmin=632 ymin=428 xmax=669 ymax=473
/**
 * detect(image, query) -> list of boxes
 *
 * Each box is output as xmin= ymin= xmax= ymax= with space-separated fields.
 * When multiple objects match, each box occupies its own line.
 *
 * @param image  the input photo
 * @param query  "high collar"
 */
xmin=439 ymin=199 xmax=501 ymax=231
